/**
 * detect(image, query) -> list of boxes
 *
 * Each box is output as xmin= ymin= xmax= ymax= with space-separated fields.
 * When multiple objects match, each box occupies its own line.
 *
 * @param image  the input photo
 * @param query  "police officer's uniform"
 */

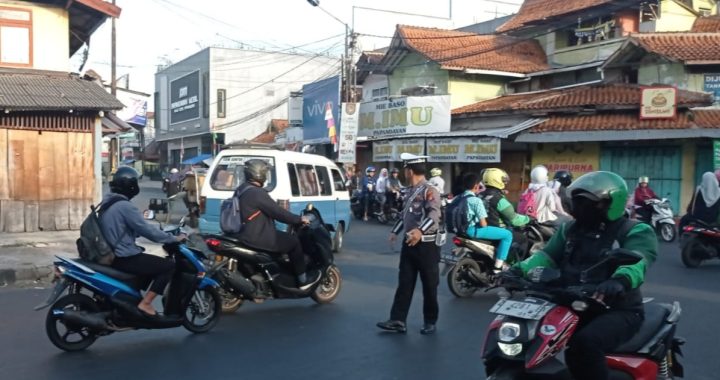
xmin=384 ymin=154 xmax=442 ymax=333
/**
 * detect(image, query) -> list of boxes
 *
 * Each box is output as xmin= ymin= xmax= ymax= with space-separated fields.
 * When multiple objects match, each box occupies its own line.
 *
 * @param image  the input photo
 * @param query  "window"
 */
xmin=0 ymin=7 xmax=32 ymax=67
xmin=209 ymin=156 xmax=276 ymax=191
xmin=371 ymin=87 xmax=388 ymax=99
xmin=217 ymin=89 xmax=226 ymax=118
xmin=331 ymin=169 xmax=346 ymax=192
xmin=296 ymin=164 xmax=319 ymax=196
xmin=400 ymin=85 xmax=436 ymax=96
xmin=699 ymin=8 xmax=712 ymax=16
xmin=315 ymin=166 xmax=332 ymax=196
xmin=288 ymin=163 xmax=300 ymax=196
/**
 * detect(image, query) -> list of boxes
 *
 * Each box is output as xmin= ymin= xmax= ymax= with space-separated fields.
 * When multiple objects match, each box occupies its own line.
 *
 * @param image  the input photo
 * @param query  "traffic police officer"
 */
xmin=377 ymin=153 xmax=442 ymax=335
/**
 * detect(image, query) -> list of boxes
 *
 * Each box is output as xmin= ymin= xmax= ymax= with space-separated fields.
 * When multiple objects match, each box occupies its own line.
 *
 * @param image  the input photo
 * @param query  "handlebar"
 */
xmin=494 ymin=273 xmax=608 ymax=310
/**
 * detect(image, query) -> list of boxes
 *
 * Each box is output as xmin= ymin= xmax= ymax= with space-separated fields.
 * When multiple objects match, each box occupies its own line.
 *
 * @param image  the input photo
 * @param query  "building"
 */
xmin=0 ymin=0 xmax=124 ymax=232
xmin=153 ymin=48 xmax=340 ymax=169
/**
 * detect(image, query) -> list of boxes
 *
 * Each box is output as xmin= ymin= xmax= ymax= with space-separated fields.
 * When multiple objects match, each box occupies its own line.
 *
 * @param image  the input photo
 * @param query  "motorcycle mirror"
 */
xmin=143 ymin=210 xmax=155 ymax=220
xmin=306 ymin=203 xmax=314 ymax=211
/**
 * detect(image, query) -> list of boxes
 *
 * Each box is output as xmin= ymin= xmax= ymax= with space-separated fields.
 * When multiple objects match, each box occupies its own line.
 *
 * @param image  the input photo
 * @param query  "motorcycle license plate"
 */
xmin=490 ymin=298 xmax=554 ymax=320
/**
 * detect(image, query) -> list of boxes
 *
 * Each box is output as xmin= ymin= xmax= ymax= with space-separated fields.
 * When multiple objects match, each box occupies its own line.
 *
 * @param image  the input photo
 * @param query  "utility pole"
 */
xmin=110 ymin=0 xmax=118 ymax=173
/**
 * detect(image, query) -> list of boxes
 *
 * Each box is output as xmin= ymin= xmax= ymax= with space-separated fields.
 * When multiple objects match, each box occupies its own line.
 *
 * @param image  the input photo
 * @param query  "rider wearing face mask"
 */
xmin=511 ymin=171 xmax=658 ymax=380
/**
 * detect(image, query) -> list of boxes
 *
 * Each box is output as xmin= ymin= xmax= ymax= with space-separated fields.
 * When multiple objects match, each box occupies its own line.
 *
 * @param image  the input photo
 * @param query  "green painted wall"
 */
xmin=448 ymin=74 xmax=506 ymax=109
xmin=388 ymin=53 xmax=449 ymax=96
xmin=638 ymin=61 xmax=688 ymax=87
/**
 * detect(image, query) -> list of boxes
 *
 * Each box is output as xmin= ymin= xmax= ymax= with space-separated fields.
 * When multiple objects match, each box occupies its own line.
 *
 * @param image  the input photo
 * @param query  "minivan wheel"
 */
xmin=332 ymin=225 xmax=344 ymax=253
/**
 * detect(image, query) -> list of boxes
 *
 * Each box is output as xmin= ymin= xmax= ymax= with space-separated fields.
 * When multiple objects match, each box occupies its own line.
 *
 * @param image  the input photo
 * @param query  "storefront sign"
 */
xmin=427 ymin=137 xmax=501 ymax=163
xmin=358 ymin=95 xmax=451 ymax=137
xmin=303 ymin=76 xmax=341 ymax=144
xmin=714 ymin=140 xmax=720 ymax=170
xmin=372 ymin=139 xmax=426 ymax=162
xmin=531 ymin=143 xmax=599 ymax=176
xmin=338 ymin=103 xmax=359 ymax=163
xmin=640 ymin=87 xmax=677 ymax=119
xmin=170 ymin=70 xmax=200 ymax=125
xmin=288 ymin=93 xmax=303 ymax=125
xmin=704 ymin=74 xmax=720 ymax=105
xmin=373 ymin=140 xmax=394 ymax=162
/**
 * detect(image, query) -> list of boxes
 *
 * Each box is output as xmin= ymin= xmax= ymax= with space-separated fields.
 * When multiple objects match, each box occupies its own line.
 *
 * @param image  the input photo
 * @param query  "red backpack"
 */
xmin=517 ymin=188 xmax=538 ymax=219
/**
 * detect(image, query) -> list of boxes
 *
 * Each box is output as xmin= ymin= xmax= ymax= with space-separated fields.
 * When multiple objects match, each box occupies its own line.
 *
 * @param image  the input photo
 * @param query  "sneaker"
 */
xmin=376 ymin=320 xmax=407 ymax=333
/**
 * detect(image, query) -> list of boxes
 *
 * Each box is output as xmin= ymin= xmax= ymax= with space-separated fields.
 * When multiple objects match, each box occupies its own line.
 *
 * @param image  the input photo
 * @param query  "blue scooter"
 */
xmin=35 ymin=212 xmax=221 ymax=352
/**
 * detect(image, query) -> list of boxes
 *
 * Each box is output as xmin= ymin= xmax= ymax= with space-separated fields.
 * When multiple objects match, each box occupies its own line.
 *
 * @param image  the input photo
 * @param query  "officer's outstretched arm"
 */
xmin=612 ymin=223 xmax=658 ymax=289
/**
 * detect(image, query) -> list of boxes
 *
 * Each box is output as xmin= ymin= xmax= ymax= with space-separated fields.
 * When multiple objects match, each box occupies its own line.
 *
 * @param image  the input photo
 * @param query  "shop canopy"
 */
xmin=182 ymin=154 xmax=212 ymax=165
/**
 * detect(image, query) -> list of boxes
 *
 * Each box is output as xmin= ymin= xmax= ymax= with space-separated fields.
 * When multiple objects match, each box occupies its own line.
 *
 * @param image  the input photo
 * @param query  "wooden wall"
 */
xmin=0 ymin=128 xmax=94 ymax=232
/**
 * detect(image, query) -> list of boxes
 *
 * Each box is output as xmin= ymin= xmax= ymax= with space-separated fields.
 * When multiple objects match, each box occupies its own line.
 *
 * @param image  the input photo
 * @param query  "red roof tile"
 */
xmin=397 ymin=25 xmax=548 ymax=74
xmin=691 ymin=16 xmax=720 ymax=32
xmin=497 ymin=0 xmax=613 ymax=33
xmin=632 ymin=33 xmax=720 ymax=63
xmin=452 ymin=83 xmax=713 ymax=115
xmin=252 ymin=119 xmax=289 ymax=144
xmin=530 ymin=109 xmax=720 ymax=133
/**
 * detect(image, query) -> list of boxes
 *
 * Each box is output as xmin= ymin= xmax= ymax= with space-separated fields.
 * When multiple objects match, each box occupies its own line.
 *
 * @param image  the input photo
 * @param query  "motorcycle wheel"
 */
xmin=681 ymin=238 xmax=704 ymax=269
xmin=45 ymin=294 xmax=99 ymax=352
xmin=447 ymin=258 xmax=481 ymax=298
xmin=218 ymin=287 xmax=243 ymax=314
xmin=183 ymin=287 xmax=222 ymax=333
xmin=311 ymin=265 xmax=342 ymax=304
xmin=659 ymin=223 xmax=676 ymax=243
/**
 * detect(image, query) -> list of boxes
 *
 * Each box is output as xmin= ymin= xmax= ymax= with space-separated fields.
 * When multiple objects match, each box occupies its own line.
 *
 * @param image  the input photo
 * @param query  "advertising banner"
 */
xmin=640 ymin=87 xmax=677 ymax=120
xmin=373 ymin=139 xmax=426 ymax=161
xmin=531 ymin=143 xmax=599 ymax=176
xmin=302 ymin=76 xmax=341 ymax=144
xmin=704 ymin=74 xmax=720 ymax=104
xmin=358 ymin=95 xmax=451 ymax=137
xmin=427 ymin=137 xmax=501 ymax=163
xmin=115 ymin=91 xmax=149 ymax=127
xmin=373 ymin=140 xmax=394 ymax=162
xmin=170 ymin=70 xmax=200 ymax=124
xmin=338 ymin=103 xmax=359 ymax=163
xmin=714 ymin=140 xmax=720 ymax=170
xmin=288 ymin=93 xmax=303 ymax=125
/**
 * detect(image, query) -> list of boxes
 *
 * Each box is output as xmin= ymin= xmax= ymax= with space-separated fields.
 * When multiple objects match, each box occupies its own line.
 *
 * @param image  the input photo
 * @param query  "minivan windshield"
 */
xmin=209 ymin=155 xmax=276 ymax=191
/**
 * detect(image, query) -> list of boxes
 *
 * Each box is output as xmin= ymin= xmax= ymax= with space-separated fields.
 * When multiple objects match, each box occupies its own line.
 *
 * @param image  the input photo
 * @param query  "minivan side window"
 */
xmin=315 ymin=166 xmax=332 ymax=196
xmin=331 ymin=168 xmax=346 ymax=192
xmin=287 ymin=163 xmax=300 ymax=197
xmin=296 ymin=164 xmax=319 ymax=196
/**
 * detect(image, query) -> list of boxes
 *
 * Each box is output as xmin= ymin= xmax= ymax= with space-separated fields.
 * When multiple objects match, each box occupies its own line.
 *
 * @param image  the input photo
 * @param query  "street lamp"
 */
xmin=306 ymin=1 xmax=353 ymax=102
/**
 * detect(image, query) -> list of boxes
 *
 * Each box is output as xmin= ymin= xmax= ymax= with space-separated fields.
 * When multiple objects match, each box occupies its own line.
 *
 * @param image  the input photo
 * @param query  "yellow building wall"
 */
xmin=448 ymin=74 xmax=506 ymax=109
xmin=531 ymin=143 xmax=601 ymax=177
xmin=2 ymin=1 xmax=70 ymax=72
xmin=655 ymin=0 xmax=698 ymax=32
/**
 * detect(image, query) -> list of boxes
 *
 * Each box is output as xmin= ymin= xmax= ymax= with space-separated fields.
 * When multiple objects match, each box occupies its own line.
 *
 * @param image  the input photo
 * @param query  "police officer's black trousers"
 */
xmin=389 ymin=241 xmax=441 ymax=324
xmin=565 ymin=309 xmax=643 ymax=380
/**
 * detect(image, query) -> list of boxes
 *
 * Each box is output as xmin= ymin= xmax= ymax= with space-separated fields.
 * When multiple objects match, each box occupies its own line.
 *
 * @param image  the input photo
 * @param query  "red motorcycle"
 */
xmin=482 ymin=249 xmax=684 ymax=380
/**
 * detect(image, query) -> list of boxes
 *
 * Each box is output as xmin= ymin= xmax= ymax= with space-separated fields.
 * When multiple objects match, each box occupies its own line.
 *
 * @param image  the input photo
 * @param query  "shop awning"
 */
xmin=182 ymin=154 xmax=212 ymax=165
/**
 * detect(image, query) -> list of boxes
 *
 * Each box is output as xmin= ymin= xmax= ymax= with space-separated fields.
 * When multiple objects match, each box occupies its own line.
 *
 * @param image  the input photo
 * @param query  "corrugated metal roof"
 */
xmin=0 ymin=69 xmax=124 ymax=111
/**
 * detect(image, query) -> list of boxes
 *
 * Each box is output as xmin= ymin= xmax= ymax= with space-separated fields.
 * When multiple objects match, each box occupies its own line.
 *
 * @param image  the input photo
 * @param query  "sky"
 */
xmin=74 ymin=0 xmax=522 ymax=105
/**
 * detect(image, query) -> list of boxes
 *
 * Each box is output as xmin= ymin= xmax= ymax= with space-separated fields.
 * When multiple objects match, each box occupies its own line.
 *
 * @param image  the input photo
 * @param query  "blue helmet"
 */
xmin=366 ymin=166 xmax=376 ymax=174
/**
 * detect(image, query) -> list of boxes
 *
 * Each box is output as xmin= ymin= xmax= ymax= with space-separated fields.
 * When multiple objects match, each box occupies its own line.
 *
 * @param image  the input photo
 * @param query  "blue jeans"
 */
xmin=466 ymin=225 xmax=513 ymax=261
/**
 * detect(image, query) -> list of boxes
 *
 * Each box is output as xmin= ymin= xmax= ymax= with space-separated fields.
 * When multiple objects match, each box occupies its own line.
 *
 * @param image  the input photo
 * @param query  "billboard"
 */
xmin=427 ymin=137 xmax=501 ymax=163
xmin=338 ymin=103 xmax=359 ymax=163
xmin=302 ymin=75 xmax=341 ymax=144
xmin=170 ymin=70 xmax=200 ymax=125
xmin=359 ymin=95 xmax=451 ymax=137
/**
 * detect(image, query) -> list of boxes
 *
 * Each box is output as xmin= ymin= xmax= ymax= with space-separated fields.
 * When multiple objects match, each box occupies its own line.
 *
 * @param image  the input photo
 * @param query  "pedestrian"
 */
xmin=377 ymin=153 xmax=442 ymax=335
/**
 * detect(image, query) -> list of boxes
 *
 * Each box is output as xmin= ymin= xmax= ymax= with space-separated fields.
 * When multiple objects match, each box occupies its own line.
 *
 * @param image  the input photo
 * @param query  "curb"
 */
xmin=0 ymin=264 xmax=54 ymax=285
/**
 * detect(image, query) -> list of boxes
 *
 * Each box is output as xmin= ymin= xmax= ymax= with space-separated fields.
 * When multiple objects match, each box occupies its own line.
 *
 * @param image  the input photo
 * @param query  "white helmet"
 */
xmin=170 ymin=168 xmax=179 ymax=174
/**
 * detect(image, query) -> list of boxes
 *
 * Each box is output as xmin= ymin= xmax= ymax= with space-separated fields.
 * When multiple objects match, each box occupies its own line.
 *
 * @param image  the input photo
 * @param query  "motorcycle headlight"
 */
xmin=498 ymin=342 xmax=523 ymax=357
xmin=498 ymin=322 xmax=521 ymax=342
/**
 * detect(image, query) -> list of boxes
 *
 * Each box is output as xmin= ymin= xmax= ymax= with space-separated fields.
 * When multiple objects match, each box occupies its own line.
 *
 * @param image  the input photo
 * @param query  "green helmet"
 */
xmin=567 ymin=171 xmax=628 ymax=221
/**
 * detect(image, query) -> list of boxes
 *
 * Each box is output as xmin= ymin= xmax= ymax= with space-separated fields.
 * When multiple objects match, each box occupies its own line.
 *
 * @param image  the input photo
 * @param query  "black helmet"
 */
xmin=244 ymin=159 xmax=269 ymax=185
xmin=110 ymin=166 xmax=140 ymax=199
xmin=553 ymin=170 xmax=573 ymax=187
xmin=391 ymin=168 xmax=399 ymax=174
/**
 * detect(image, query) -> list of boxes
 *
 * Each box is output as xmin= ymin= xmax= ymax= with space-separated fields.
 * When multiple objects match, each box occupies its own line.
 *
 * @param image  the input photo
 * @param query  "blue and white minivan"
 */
xmin=199 ymin=146 xmax=351 ymax=252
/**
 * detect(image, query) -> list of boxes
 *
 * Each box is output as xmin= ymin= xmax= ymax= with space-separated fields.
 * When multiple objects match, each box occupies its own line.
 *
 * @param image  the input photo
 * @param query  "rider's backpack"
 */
xmin=220 ymin=186 xmax=253 ymax=234
xmin=445 ymin=193 xmax=474 ymax=235
xmin=76 ymin=198 xmax=127 ymax=265
xmin=518 ymin=188 xmax=539 ymax=219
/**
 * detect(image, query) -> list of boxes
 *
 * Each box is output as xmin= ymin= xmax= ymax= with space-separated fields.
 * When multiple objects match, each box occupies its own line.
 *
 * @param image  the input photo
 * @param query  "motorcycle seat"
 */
xmin=211 ymin=235 xmax=275 ymax=264
xmin=76 ymin=259 xmax=150 ymax=290
xmin=612 ymin=303 xmax=670 ymax=354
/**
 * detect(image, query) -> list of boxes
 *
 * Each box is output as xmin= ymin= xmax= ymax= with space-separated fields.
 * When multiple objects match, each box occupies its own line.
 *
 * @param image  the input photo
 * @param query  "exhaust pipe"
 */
xmin=55 ymin=310 xmax=109 ymax=330
xmin=222 ymin=269 xmax=257 ymax=298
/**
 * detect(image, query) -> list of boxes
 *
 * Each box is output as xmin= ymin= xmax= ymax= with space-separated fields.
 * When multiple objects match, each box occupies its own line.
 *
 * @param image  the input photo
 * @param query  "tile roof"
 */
xmin=397 ymin=25 xmax=549 ymax=74
xmin=632 ymin=33 xmax=720 ymax=63
xmin=529 ymin=109 xmax=720 ymax=133
xmin=452 ymin=83 xmax=714 ymax=115
xmin=0 ymin=68 xmax=124 ymax=111
xmin=691 ymin=16 xmax=720 ymax=32
xmin=252 ymin=119 xmax=289 ymax=144
xmin=496 ymin=0 xmax=614 ymax=33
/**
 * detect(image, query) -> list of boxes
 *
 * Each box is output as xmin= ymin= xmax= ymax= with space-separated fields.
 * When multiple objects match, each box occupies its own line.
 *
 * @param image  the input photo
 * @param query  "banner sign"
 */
xmin=704 ymin=74 xmax=720 ymax=104
xmin=640 ymin=87 xmax=677 ymax=120
xmin=338 ymin=103 xmax=359 ymax=163
xmin=427 ymin=137 xmax=501 ymax=163
xmin=372 ymin=139 xmax=426 ymax=162
xmin=358 ymin=95 xmax=451 ymax=137
xmin=302 ymin=76 xmax=341 ymax=144
xmin=714 ymin=140 xmax=720 ymax=170
xmin=373 ymin=140 xmax=394 ymax=162
xmin=288 ymin=93 xmax=303 ymax=125
xmin=170 ymin=70 xmax=200 ymax=125
xmin=531 ymin=143 xmax=599 ymax=176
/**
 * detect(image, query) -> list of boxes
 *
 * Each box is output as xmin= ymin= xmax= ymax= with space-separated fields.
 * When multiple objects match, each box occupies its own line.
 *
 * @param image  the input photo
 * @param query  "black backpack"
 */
xmin=220 ymin=186 xmax=253 ymax=234
xmin=76 ymin=198 xmax=127 ymax=265
xmin=445 ymin=193 xmax=474 ymax=235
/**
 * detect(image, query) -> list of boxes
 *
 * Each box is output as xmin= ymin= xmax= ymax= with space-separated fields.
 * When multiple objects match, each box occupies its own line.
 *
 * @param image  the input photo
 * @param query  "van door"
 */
xmin=331 ymin=167 xmax=350 ymax=232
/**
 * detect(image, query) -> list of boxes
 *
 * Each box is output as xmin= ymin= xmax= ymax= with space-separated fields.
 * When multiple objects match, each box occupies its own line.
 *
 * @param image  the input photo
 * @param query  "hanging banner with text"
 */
xmin=714 ymin=140 xmax=720 ymax=170
xmin=427 ymin=137 xmax=501 ymax=163
xmin=338 ymin=103 xmax=359 ymax=163
xmin=358 ymin=95 xmax=451 ymax=138
xmin=372 ymin=139 xmax=426 ymax=162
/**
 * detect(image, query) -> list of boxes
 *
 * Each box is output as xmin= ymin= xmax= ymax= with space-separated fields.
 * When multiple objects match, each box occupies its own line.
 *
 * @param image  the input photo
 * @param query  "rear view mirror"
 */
xmin=606 ymin=248 xmax=644 ymax=266
xmin=143 ymin=210 xmax=155 ymax=220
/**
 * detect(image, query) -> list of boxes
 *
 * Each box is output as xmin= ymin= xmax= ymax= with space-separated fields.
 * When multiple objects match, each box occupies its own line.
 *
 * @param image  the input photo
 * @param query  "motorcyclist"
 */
xmin=679 ymin=172 xmax=720 ymax=231
xmin=633 ymin=176 xmax=659 ymax=222
xmin=167 ymin=168 xmax=183 ymax=197
xmin=232 ymin=160 xmax=318 ymax=288
xmin=509 ymin=171 xmax=658 ymax=380
xmin=386 ymin=168 xmax=403 ymax=209
xmin=428 ymin=167 xmax=445 ymax=194
xmin=100 ymin=167 xmax=186 ymax=317
xmin=361 ymin=166 xmax=377 ymax=221
xmin=376 ymin=168 xmax=389 ymax=211
xmin=553 ymin=170 xmax=574 ymax=212
xmin=481 ymin=168 xmax=532 ymax=258
xmin=520 ymin=165 xmax=563 ymax=225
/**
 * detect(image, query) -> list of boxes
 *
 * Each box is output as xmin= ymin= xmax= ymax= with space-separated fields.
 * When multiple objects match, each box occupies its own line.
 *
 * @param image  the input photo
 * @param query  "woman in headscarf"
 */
xmin=375 ymin=168 xmax=389 ymax=210
xmin=687 ymin=172 xmax=720 ymax=225
xmin=633 ymin=176 xmax=658 ymax=221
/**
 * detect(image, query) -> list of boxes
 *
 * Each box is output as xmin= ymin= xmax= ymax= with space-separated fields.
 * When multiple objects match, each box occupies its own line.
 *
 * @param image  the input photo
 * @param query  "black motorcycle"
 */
xmin=203 ymin=206 xmax=342 ymax=313
xmin=680 ymin=220 xmax=720 ymax=268
xmin=350 ymin=191 xmax=400 ymax=224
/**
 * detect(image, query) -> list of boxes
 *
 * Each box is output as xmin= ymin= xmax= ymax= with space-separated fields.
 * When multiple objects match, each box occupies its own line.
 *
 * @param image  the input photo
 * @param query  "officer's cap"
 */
xmin=400 ymin=153 xmax=429 ymax=167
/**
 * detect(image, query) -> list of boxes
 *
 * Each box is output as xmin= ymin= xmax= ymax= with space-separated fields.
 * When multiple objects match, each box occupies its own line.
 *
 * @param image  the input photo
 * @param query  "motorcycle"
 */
xmin=636 ymin=198 xmax=676 ymax=243
xmin=680 ymin=220 xmax=720 ymax=268
xmin=203 ymin=205 xmax=342 ymax=313
xmin=482 ymin=249 xmax=684 ymax=379
xmin=441 ymin=220 xmax=556 ymax=298
xmin=350 ymin=190 xmax=399 ymax=224
xmin=35 ymin=213 xmax=221 ymax=352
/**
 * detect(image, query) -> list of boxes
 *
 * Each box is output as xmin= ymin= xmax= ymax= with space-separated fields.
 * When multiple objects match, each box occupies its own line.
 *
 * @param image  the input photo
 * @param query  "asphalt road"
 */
xmin=1 ymin=222 xmax=719 ymax=380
